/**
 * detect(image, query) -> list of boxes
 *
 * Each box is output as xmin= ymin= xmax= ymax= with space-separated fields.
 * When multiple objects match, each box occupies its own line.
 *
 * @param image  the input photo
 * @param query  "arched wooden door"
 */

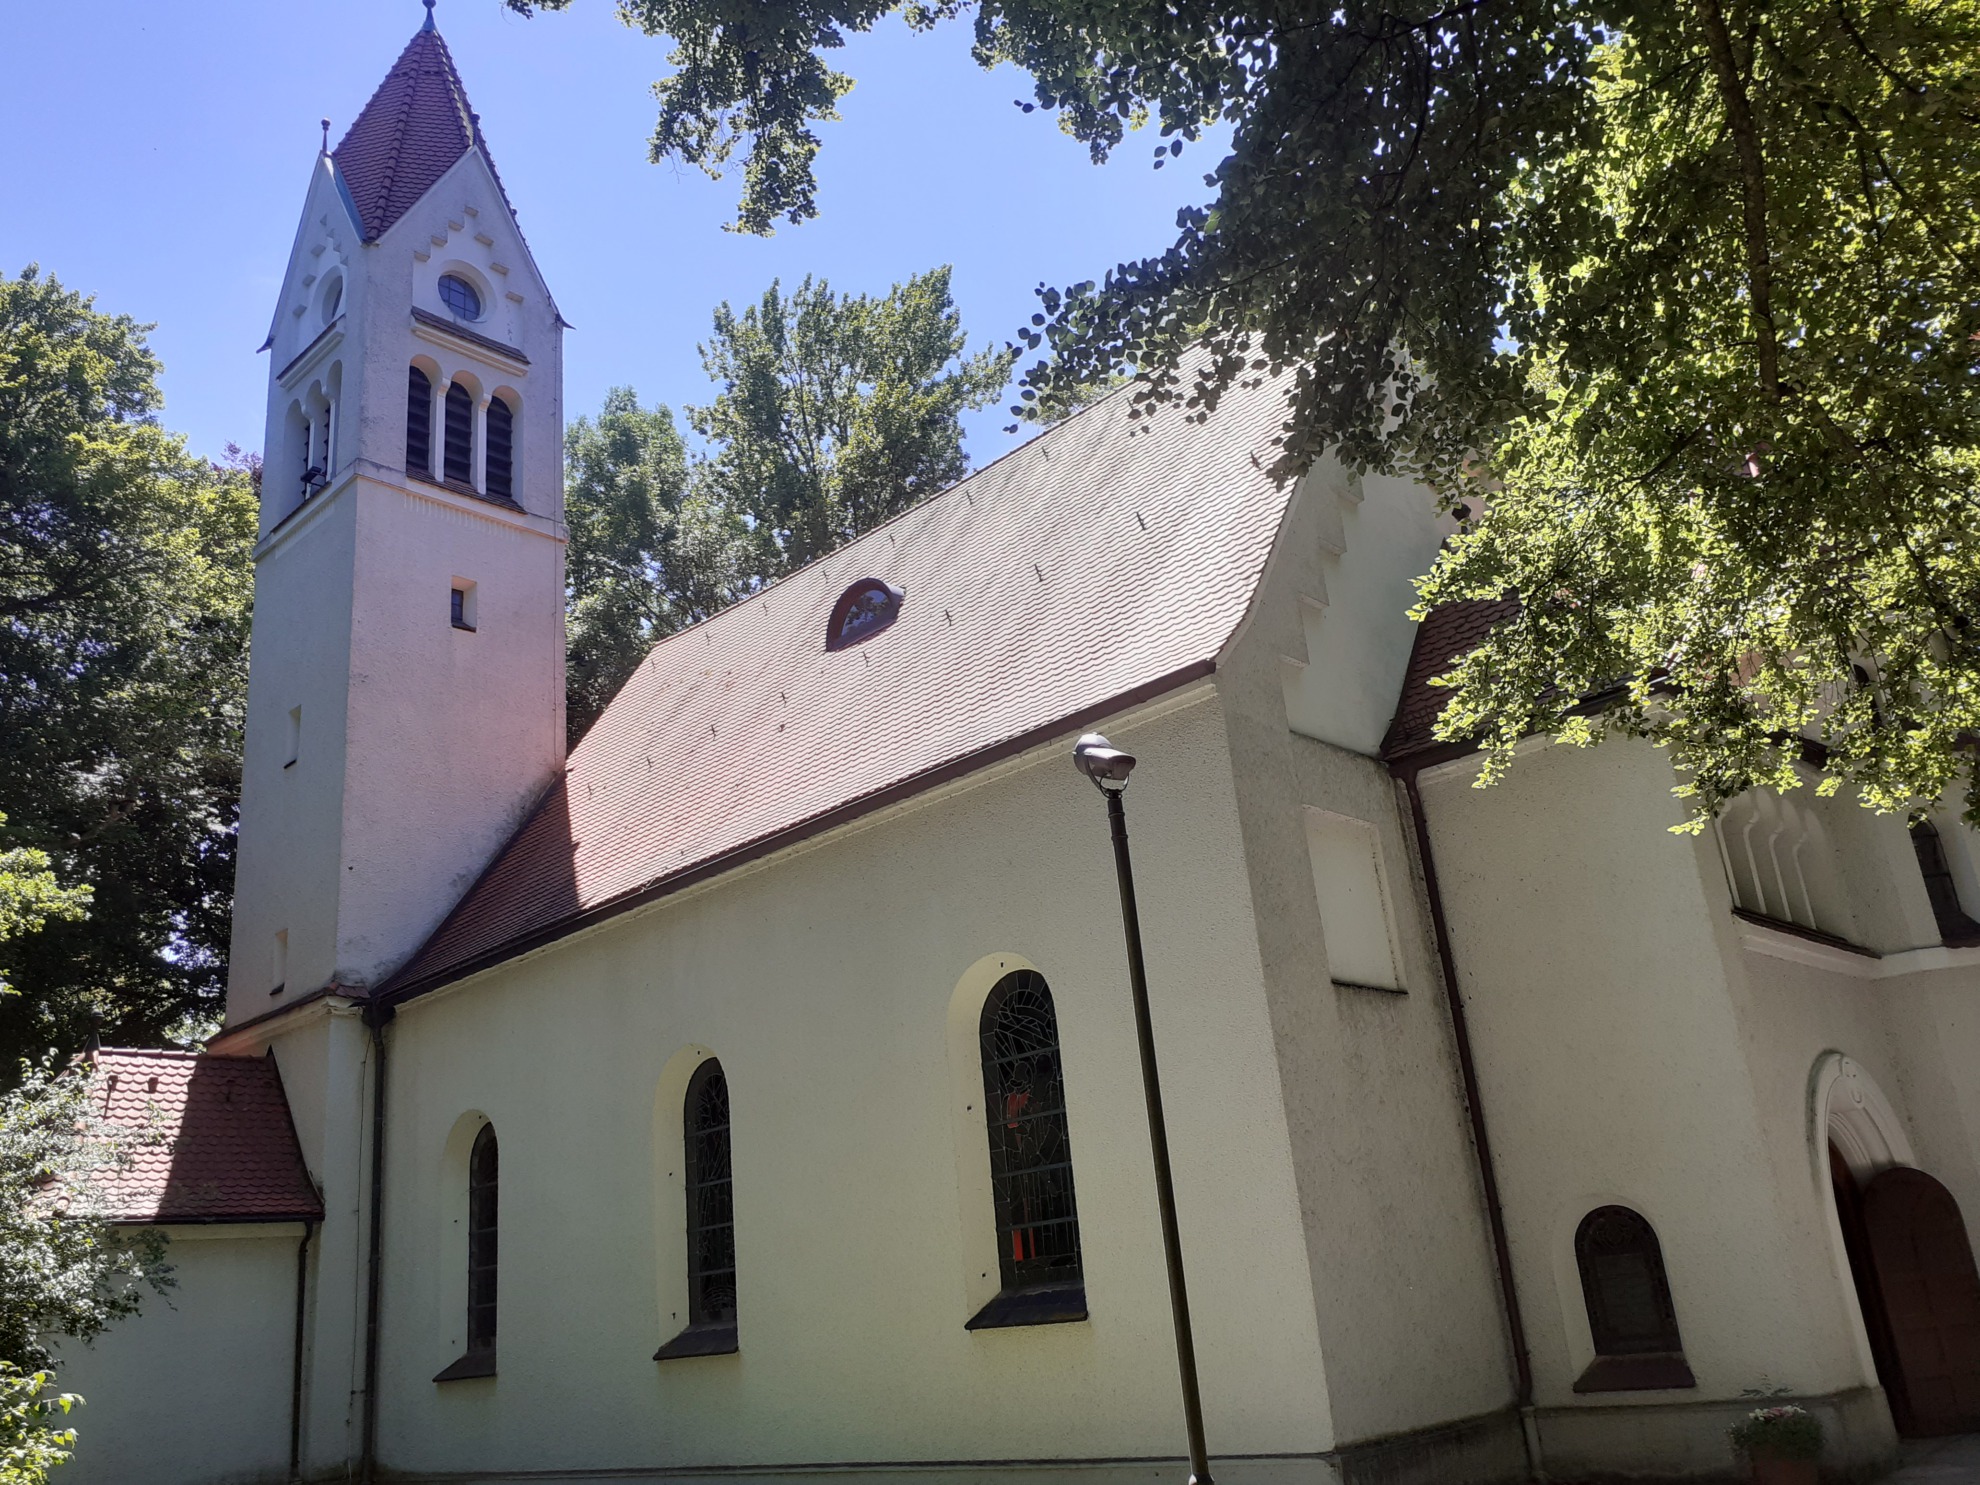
xmin=1863 ymin=1166 xmax=1980 ymax=1436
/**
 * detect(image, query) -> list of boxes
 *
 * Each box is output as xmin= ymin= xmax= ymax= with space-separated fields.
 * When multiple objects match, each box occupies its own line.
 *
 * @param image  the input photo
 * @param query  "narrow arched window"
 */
xmin=405 ymin=366 xmax=432 ymax=476
xmin=656 ymin=1059 xmax=739 ymax=1359
xmin=467 ymin=1124 xmax=498 ymax=1353
xmin=968 ymin=970 xmax=1086 ymax=1330
xmin=1572 ymin=1206 xmax=1693 ymax=1392
xmin=1910 ymin=820 xmax=1980 ymax=944
xmin=436 ymin=1121 xmax=499 ymax=1380
xmin=443 ymin=383 xmax=473 ymax=486
xmin=485 ymin=396 xmax=515 ymax=503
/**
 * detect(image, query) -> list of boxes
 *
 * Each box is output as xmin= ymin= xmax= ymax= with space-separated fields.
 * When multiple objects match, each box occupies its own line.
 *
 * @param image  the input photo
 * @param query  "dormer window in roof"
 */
xmin=827 ymin=579 xmax=904 ymax=651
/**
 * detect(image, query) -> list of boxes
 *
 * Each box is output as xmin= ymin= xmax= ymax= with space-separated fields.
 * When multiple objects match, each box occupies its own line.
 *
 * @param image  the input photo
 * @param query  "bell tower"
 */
xmin=228 ymin=10 xmax=567 ymax=1025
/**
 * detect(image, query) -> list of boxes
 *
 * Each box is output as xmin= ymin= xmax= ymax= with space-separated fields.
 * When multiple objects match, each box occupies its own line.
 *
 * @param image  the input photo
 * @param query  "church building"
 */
xmin=55 ymin=12 xmax=1980 ymax=1484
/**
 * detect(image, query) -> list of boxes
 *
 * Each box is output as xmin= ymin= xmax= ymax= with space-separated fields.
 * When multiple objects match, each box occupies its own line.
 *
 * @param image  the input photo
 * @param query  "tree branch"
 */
xmin=1694 ymin=0 xmax=1782 ymax=400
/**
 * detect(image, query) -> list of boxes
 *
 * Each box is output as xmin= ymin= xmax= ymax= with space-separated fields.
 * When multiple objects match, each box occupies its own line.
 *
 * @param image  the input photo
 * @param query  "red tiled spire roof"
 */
xmin=331 ymin=22 xmax=509 ymax=242
xmin=78 ymin=1050 xmax=322 ymax=1224
xmin=384 ymin=378 xmax=1299 ymax=997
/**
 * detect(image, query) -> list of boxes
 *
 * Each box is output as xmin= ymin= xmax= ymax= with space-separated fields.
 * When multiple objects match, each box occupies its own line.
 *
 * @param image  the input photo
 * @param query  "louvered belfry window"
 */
xmin=485 ymin=396 xmax=514 ymax=502
xmin=1576 ymin=1206 xmax=1683 ymax=1356
xmin=467 ymin=1123 xmax=499 ymax=1356
xmin=980 ymin=970 xmax=1083 ymax=1292
xmin=443 ymin=383 xmax=474 ymax=486
xmin=684 ymin=1060 xmax=736 ymax=1324
xmin=405 ymin=366 xmax=432 ymax=475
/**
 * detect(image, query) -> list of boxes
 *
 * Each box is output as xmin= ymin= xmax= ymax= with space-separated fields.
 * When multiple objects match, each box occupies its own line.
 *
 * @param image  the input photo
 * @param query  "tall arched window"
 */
xmin=967 ymin=970 xmax=1086 ymax=1330
xmin=1910 ymin=820 xmax=1980 ymax=944
xmin=1572 ymin=1206 xmax=1694 ymax=1392
xmin=406 ymin=366 xmax=432 ymax=476
xmin=443 ymin=383 xmax=474 ymax=486
xmin=485 ymin=396 xmax=515 ymax=502
xmin=435 ymin=1122 xmax=499 ymax=1381
xmin=655 ymin=1059 xmax=739 ymax=1359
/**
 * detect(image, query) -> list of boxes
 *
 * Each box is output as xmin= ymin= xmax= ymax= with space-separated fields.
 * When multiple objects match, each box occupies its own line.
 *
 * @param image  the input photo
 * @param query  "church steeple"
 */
xmin=231 ymin=17 xmax=567 ymax=1023
xmin=329 ymin=10 xmax=513 ymax=243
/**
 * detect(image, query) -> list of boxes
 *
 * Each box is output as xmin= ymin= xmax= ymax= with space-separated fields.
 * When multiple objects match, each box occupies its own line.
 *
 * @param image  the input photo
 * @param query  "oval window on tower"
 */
xmin=439 ymin=274 xmax=482 ymax=321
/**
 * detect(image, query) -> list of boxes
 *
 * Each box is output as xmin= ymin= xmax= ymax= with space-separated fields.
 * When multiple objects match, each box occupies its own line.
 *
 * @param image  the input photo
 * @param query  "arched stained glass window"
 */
xmin=405 ymin=366 xmax=432 ymax=476
xmin=437 ymin=1121 xmax=499 ymax=1380
xmin=467 ymin=1124 xmax=499 ymax=1353
xmin=968 ymin=970 xmax=1086 ymax=1329
xmin=485 ymin=396 xmax=515 ymax=503
xmin=656 ymin=1058 xmax=740 ymax=1359
xmin=443 ymin=383 xmax=473 ymax=486
xmin=1572 ymin=1206 xmax=1694 ymax=1392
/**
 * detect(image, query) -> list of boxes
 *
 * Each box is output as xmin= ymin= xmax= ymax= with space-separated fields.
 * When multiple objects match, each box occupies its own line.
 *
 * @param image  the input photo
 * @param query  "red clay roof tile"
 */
xmin=385 ymin=381 xmax=1298 ymax=995
xmin=80 ymin=1050 xmax=321 ymax=1224
xmin=332 ymin=25 xmax=509 ymax=242
xmin=1379 ymin=597 xmax=1520 ymax=761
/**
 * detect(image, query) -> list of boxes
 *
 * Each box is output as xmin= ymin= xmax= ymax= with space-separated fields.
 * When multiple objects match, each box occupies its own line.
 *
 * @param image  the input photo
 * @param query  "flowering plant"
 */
xmin=1729 ymin=1405 xmax=1824 ymax=1461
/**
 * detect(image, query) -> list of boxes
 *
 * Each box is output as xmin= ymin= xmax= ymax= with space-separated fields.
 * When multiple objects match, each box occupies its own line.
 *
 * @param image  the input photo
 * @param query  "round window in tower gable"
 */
xmin=439 ymin=273 xmax=482 ymax=321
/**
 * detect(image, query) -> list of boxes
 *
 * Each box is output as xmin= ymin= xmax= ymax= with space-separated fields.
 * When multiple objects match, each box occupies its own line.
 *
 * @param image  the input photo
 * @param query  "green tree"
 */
xmin=0 ymin=1360 xmax=78 ymax=1485
xmin=0 ymin=267 xmax=257 ymax=1064
xmin=565 ymin=390 xmax=747 ymax=742
xmin=510 ymin=0 xmax=1980 ymax=821
xmin=564 ymin=270 xmax=1008 ymax=739
xmin=691 ymin=268 xmax=1011 ymax=575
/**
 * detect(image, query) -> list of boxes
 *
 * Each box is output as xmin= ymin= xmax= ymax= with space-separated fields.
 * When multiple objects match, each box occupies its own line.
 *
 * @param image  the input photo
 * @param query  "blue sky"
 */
xmin=1 ymin=0 xmax=1223 ymax=470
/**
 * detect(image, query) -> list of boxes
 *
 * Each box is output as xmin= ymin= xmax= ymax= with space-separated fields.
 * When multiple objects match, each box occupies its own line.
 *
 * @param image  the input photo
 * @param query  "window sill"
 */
xmin=451 ymin=622 xmax=476 ymax=633
xmin=433 ymin=1349 xmax=496 ymax=1383
xmin=653 ymin=1320 xmax=738 ymax=1361
xmin=1571 ymin=1353 xmax=1696 ymax=1393
xmin=1332 ymin=978 xmax=1405 ymax=995
xmin=965 ymin=1283 xmax=1087 ymax=1331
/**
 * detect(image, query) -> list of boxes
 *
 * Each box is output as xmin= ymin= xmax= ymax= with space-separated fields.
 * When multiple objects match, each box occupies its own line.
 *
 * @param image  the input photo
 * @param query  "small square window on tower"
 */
xmin=451 ymin=579 xmax=477 ymax=632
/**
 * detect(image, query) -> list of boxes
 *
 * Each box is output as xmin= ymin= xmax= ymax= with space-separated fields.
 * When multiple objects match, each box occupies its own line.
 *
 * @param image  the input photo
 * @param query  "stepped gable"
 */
xmin=331 ymin=21 xmax=510 ymax=242
xmin=79 ymin=1050 xmax=321 ymax=1224
xmin=1380 ymin=596 xmax=1520 ymax=762
xmin=387 ymin=377 xmax=1300 ymax=996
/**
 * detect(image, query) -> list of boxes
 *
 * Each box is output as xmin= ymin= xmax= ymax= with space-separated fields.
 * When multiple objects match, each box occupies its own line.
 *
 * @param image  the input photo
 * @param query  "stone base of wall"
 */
xmin=1531 ymin=1384 xmax=1899 ymax=1484
xmin=367 ymin=1410 xmax=1530 ymax=1485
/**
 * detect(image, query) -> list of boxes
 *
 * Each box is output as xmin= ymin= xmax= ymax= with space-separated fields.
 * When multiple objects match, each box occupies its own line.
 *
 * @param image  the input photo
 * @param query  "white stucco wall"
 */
xmin=366 ymin=694 xmax=1332 ymax=1478
xmin=1216 ymin=465 xmax=1515 ymax=1447
xmin=1416 ymin=739 xmax=1922 ymax=1479
xmin=52 ymin=1226 xmax=304 ymax=1485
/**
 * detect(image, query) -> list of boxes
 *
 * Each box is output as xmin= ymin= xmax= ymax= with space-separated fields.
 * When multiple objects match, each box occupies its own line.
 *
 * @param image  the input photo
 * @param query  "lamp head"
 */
xmin=1073 ymin=732 xmax=1137 ymax=791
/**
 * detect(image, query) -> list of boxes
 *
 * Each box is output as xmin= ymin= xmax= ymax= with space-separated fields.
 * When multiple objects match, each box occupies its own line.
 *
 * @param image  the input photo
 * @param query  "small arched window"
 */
xmin=826 ymin=579 xmax=904 ymax=651
xmin=655 ymin=1059 xmax=739 ymax=1359
xmin=436 ymin=1122 xmax=499 ymax=1380
xmin=1572 ymin=1206 xmax=1694 ymax=1392
xmin=405 ymin=366 xmax=432 ymax=476
xmin=443 ymin=383 xmax=473 ymax=486
xmin=967 ymin=970 xmax=1086 ymax=1330
xmin=322 ymin=278 xmax=342 ymax=324
xmin=1910 ymin=820 xmax=1980 ymax=944
xmin=485 ymin=396 xmax=515 ymax=503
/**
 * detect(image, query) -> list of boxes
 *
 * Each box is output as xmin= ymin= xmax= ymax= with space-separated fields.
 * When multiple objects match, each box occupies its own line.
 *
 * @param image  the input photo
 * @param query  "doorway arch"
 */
xmin=1814 ymin=1053 xmax=1980 ymax=1436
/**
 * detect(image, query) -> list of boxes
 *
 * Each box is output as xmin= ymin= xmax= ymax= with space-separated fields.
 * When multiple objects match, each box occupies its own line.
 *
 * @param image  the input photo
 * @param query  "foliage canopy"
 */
xmin=0 ymin=267 xmax=256 ymax=1064
xmin=514 ymin=0 xmax=1980 ymax=819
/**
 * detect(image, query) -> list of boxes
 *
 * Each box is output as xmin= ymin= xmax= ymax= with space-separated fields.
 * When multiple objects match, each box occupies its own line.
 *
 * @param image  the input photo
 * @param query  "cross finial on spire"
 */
xmin=421 ymin=0 xmax=437 ymax=31
xmin=321 ymin=118 xmax=332 ymax=154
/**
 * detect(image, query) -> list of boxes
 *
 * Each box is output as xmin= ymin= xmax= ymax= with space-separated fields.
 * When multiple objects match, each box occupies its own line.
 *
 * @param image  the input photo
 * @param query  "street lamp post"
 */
xmin=1073 ymin=732 xmax=1214 ymax=1485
